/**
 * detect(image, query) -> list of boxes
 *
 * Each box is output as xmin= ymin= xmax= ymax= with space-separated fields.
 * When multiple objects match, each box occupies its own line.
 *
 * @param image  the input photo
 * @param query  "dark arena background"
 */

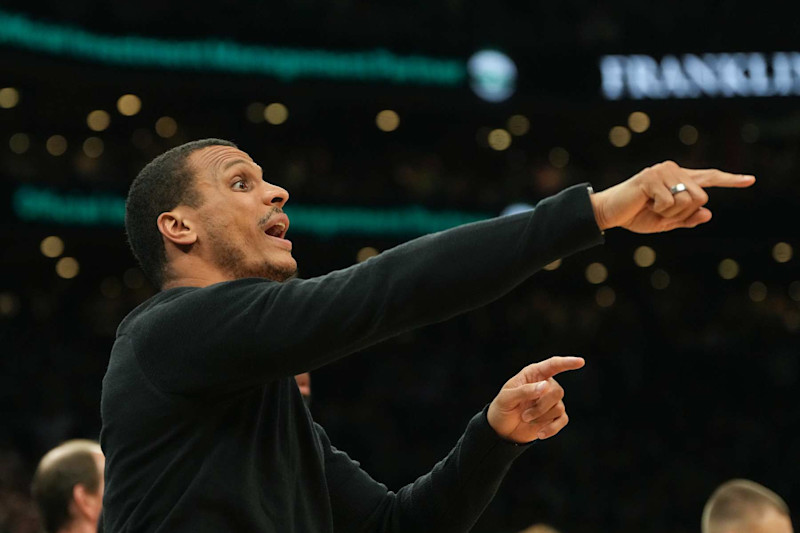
xmin=1 ymin=2 xmax=799 ymax=532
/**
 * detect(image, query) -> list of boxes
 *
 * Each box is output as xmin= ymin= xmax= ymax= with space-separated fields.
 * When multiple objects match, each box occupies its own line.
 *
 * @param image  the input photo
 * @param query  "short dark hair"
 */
xmin=126 ymin=138 xmax=237 ymax=287
xmin=31 ymin=440 xmax=102 ymax=533
xmin=702 ymin=479 xmax=790 ymax=533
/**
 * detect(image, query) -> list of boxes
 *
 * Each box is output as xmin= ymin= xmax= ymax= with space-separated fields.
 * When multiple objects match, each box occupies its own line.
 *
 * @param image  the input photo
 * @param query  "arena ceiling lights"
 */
xmin=0 ymin=8 xmax=514 ymax=105
xmin=0 ymin=8 xmax=464 ymax=86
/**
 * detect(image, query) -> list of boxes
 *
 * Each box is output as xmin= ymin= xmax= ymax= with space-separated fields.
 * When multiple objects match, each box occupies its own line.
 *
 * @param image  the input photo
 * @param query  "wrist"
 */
xmin=485 ymin=404 xmax=527 ymax=445
xmin=588 ymin=186 xmax=609 ymax=232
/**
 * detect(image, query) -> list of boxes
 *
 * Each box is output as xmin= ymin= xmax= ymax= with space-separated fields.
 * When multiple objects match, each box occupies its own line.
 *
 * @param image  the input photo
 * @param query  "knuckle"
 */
xmin=656 ymin=198 xmax=675 ymax=213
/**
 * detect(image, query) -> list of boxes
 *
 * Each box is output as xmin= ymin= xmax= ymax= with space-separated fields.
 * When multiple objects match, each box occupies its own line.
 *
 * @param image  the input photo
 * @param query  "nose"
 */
xmin=261 ymin=181 xmax=289 ymax=208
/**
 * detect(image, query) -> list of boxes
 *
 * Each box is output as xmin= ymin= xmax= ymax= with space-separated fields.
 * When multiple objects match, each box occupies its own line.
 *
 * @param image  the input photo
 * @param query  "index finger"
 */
xmin=522 ymin=356 xmax=585 ymax=383
xmin=682 ymin=168 xmax=756 ymax=189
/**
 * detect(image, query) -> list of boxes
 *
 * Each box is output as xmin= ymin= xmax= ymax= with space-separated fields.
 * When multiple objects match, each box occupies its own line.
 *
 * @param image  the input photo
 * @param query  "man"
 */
xmin=702 ymin=479 xmax=793 ymax=533
xmin=102 ymin=138 xmax=754 ymax=532
xmin=31 ymin=440 xmax=105 ymax=533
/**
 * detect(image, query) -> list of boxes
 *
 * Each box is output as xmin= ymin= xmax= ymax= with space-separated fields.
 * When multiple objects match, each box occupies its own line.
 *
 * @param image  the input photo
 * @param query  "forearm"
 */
xmin=327 ymin=408 xmax=531 ymax=533
xmin=259 ymin=183 xmax=603 ymax=372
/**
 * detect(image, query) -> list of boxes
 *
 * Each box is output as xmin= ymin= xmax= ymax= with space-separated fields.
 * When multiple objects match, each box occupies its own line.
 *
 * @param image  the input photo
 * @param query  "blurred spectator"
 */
xmin=295 ymin=372 xmax=312 ymax=406
xmin=519 ymin=524 xmax=562 ymax=533
xmin=702 ymin=479 xmax=792 ymax=533
xmin=31 ymin=440 xmax=104 ymax=533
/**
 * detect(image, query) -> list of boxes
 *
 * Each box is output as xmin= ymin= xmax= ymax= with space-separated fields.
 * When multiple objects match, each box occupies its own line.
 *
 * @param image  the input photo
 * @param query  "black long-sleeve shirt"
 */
xmin=100 ymin=184 xmax=604 ymax=532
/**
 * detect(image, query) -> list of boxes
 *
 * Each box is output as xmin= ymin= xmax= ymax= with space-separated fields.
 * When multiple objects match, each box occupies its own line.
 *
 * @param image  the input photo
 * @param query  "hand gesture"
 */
xmin=487 ymin=356 xmax=585 ymax=444
xmin=591 ymin=161 xmax=755 ymax=233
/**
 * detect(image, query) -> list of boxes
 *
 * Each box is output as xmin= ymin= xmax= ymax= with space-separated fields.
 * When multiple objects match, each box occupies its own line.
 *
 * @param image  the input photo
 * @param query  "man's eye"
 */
xmin=232 ymin=179 xmax=248 ymax=190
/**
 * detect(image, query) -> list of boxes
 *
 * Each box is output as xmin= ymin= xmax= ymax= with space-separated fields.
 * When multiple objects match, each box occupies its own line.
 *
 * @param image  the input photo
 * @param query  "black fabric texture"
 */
xmin=100 ymin=183 xmax=604 ymax=532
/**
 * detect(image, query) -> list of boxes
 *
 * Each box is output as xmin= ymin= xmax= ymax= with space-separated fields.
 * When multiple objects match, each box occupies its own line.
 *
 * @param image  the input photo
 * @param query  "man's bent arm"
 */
xmin=131 ymin=184 xmax=602 ymax=394
xmin=322 ymin=408 xmax=530 ymax=533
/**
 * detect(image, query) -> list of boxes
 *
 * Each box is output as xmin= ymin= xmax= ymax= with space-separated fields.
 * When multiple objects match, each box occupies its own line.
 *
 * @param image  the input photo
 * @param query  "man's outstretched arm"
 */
xmin=133 ymin=163 xmax=753 ymax=393
xmin=323 ymin=357 xmax=584 ymax=533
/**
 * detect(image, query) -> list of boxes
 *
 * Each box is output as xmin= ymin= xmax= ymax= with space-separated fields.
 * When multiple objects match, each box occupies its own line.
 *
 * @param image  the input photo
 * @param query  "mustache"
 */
xmin=257 ymin=207 xmax=284 ymax=227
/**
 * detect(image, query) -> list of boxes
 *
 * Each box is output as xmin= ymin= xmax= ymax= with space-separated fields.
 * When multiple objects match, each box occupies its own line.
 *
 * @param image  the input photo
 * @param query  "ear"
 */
xmin=157 ymin=209 xmax=198 ymax=247
xmin=73 ymin=484 xmax=102 ymax=521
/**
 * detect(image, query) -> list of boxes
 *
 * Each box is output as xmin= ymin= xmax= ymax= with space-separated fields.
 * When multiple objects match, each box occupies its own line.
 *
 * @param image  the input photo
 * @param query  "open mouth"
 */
xmin=263 ymin=214 xmax=290 ymax=240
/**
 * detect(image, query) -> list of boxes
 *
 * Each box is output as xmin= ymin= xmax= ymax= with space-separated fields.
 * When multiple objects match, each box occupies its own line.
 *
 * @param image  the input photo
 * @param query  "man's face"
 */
xmin=187 ymin=145 xmax=297 ymax=282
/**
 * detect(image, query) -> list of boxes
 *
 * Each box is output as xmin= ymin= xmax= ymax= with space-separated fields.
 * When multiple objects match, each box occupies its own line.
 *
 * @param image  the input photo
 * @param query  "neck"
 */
xmin=162 ymin=274 xmax=228 ymax=290
xmin=59 ymin=518 xmax=98 ymax=533
xmin=162 ymin=256 xmax=234 ymax=290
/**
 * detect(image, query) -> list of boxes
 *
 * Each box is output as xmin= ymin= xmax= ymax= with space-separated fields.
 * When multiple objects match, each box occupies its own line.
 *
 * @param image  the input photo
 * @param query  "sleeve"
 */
xmin=322 ymin=407 xmax=531 ymax=533
xmin=133 ymin=184 xmax=603 ymax=394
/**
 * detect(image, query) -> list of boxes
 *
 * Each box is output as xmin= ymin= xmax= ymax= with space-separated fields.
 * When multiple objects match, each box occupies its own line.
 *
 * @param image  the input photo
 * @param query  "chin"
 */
xmin=262 ymin=257 xmax=298 ymax=282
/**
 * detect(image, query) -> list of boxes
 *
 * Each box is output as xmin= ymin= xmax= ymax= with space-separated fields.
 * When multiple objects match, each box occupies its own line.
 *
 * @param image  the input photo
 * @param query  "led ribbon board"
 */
xmin=600 ymin=53 xmax=800 ymax=100
xmin=0 ymin=9 xmax=465 ymax=86
xmin=12 ymin=186 xmax=491 ymax=237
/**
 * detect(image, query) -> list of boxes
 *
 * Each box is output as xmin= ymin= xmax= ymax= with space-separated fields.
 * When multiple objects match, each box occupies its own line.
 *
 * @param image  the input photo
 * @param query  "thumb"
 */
xmin=675 ymin=207 xmax=712 ymax=229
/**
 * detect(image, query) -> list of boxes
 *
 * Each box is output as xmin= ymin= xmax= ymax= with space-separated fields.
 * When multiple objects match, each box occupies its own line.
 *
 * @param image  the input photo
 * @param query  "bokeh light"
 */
xmin=488 ymin=129 xmax=512 ymax=151
xmin=87 ymin=110 xmax=111 ymax=132
xmin=376 ymin=110 xmax=400 ymax=132
xmin=46 ymin=135 xmax=67 ymax=156
xmin=9 ymin=133 xmax=30 ymax=154
xmin=595 ymin=286 xmax=616 ymax=307
xmin=117 ymin=94 xmax=142 ymax=116
xmin=155 ymin=116 xmax=178 ymax=138
xmin=609 ymin=126 xmax=631 ymax=147
xmin=0 ymin=292 xmax=20 ymax=318
xmin=83 ymin=137 xmax=104 ymax=158
xmin=0 ymin=87 xmax=20 ymax=109
xmin=651 ymin=269 xmax=670 ymax=290
xmin=40 ymin=236 xmax=64 ymax=258
xmin=55 ymin=257 xmax=80 ymax=279
xmin=507 ymin=114 xmax=530 ymax=136
xmin=772 ymin=242 xmax=792 ymax=263
xmin=633 ymin=246 xmax=656 ymax=267
xmin=628 ymin=111 xmax=650 ymax=133
xmin=679 ymin=125 xmax=699 ymax=145
xmin=265 ymin=103 xmax=289 ymax=125
xmin=748 ymin=281 xmax=767 ymax=302
xmin=585 ymin=262 xmax=608 ymax=284
xmin=357 ymin=247 xmax=380 ymax=262
xmin=718 ymin=258 xmax=740 ymax=280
